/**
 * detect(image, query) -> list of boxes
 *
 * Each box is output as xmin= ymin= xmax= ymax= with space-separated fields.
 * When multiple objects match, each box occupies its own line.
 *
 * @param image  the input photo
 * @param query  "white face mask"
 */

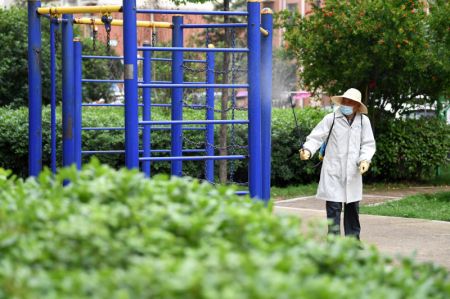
xmin=340 ymin=105 xmax=353 ymax=115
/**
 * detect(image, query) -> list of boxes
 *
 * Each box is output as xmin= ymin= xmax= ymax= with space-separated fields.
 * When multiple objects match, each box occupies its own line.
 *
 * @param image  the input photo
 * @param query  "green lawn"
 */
xmin=360 ymin=192 xmax=450 ymax=222
xmin=271 ymin=183 xmax=318 ymax=200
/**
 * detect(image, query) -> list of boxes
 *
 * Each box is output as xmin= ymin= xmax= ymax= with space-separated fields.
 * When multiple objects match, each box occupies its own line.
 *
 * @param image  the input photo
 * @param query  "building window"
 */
xmin=287 ymin=3 xmax=298 ymax=13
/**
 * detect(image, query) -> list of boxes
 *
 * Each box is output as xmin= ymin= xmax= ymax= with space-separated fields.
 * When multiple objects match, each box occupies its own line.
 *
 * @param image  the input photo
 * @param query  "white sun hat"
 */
xmin=331 ymin=88 xmax=368 ymax=114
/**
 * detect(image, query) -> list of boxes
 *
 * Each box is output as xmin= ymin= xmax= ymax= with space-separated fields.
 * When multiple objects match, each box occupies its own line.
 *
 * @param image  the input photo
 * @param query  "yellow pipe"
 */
xmin=260 ymin=27 xmax=269 ymax=36
xmin=37 ymin=5 xmax=122 ymax=15
xmin=73 ymin=18 xmax=172 ymax=29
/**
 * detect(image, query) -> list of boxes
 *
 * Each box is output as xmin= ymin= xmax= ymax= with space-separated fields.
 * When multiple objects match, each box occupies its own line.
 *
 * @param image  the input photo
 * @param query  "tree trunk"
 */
xmin=219 ymin=0 xmax=231 ymax=184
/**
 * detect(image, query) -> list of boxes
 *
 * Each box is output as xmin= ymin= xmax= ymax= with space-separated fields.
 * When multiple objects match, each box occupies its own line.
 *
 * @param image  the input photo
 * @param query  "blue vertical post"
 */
xmin=28 ymin=0 xmax=42 ymax=176
xmin=62 ymin=14 xmax=75 ymax=167
xmin=142 ymin=41 xmax=152 ymax=176
xmin=171 ymin=15 xmax=184 ymax=176
xmin=123 ymin=0 xmax=139 ymax=169
xmin=50 ymin=17 xmax=57 ymax=174
xmin=205 ymin=44 xmax=215 ymax=182
xmin=74 ymin=38 xmax=82 ymax=169
xmin=247 ymin=0 xmax=262 ymax=199
xmin=261 ymin=9 xmax=273 ymax=202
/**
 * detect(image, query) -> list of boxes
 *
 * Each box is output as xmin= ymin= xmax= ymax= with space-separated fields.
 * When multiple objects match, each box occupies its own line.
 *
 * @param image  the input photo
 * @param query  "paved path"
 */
xmin=274 ymin=187 xmax=450 ymax=269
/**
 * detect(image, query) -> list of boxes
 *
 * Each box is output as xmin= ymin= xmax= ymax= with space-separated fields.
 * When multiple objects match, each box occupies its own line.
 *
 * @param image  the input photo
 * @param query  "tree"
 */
xmin=277 ymin=0 xmax=449 ymax=121
xmin=0 ymin=7 xmax=121 ymax=107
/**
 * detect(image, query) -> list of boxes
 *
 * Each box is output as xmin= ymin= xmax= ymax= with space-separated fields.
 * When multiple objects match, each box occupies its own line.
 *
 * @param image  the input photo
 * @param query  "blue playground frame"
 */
xmin=27 ymin=0 xmax=273 ymax=201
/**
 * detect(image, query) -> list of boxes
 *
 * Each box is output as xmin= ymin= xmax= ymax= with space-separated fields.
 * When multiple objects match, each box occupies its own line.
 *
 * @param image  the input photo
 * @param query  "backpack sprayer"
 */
xmin=289 ymin=93 xmax=334 ymax=163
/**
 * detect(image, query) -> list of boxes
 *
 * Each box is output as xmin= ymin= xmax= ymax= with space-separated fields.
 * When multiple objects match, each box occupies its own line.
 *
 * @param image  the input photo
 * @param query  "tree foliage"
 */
xmin=0 ymin=7 xmax=121 ymax=107
xmin=277 ymin=0 xmax=449 ymax=117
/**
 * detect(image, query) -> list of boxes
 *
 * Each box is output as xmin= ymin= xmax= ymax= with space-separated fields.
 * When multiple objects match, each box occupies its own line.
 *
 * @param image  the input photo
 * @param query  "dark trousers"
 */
xmin=326 ymin=201 xmax=360 ymax=240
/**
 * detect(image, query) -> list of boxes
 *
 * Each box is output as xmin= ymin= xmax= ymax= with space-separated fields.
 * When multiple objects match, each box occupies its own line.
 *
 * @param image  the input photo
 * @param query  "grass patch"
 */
xmin=360 ymin=192 xmax=450 ymax=221
xmin=422 ymin=164 xmax=450 ymax=186
xmin=271 ymin=183 xmax=318 ymax=200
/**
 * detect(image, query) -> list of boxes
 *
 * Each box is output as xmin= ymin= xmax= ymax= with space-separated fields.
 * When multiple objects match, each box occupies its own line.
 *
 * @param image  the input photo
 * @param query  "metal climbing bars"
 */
xmin=27 ymin=0 xmax=273 ymax=201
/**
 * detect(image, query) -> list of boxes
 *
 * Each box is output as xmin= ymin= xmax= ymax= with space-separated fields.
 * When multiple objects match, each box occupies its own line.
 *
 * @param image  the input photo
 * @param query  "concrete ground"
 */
xmin=274 ymin=187 xmax=450 ymax=270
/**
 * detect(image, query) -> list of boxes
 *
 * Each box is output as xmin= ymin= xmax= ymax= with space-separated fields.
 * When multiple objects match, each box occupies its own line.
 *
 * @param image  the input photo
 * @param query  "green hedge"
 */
xmin=370 ymin=118 xmax=450 ymax=181
xmin=0 ymin=106 xmax=323 ymax=185
xmin=0 ymin=106 xmax=448 ymax=184
xmin=0 ymin=162 xmax=449 ymax=298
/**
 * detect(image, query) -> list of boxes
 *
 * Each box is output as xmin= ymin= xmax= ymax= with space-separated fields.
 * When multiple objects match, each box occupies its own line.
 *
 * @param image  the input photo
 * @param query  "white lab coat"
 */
xmin=303 ymin=110 xmax=376 ymax=203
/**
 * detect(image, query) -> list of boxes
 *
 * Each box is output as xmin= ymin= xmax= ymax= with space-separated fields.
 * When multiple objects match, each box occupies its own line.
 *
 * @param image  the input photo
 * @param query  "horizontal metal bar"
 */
xmin=152 ymin=126 xmax=206 ymax=131
xmin=235 ymin=191 xmax=250 ymax=195
xmin=139 ymin=120 xmax=249 ymax=125
xmin=150 ymin=58 xmax=207 ymax=63
xmin=82 ymin=126 xmax=207 ymax=131
xmin=138 ymin=46 xmax=249 ymax=53
xmin=37 ymin=5 xmax=122 ymax=15
xmin=139 ymin=83 xmax=249 ymax=89
xmin=83 ymin=104 xmax=145 ymax=107
xmin=82 ymin=150 xmax=125 ymax=155
xmin=181 ymin=23 xmax=247 ymax=29
xmin=139 ymin=155 xmax=247 ymax=162
xmin=82 ymin=127 xmax=125 ymax=131
xmin=73 ymin=18 xmax=172 ymax=29
xmin=82 ymin=149 xmax=205 ymax=155
xmin=150 ymin=81 xmax=207 ymax=84
xmin=150 ymin=104 xmax=170 ymax=107
xmin=83 ymin=55 xmax=124 ymax=60
xmin=82 ymin=79 xmax=207 ymax=84
xmin=183 ymin=59 xmax=207 ymax=63
xmin=81 ymin=56 xmax=206 ymax=63
xmin=83 ymin=104 xmax=125 ymax=107
xmin=136 ymin=9 xmax=248 ymax=16
xmin=82 ymin=79 xmax=123 ymax=83
xmin=82 ymin=104 xmax=203 ymax=109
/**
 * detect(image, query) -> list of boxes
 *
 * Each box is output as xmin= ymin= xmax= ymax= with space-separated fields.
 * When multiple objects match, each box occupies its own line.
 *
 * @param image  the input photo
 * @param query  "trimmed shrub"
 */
xmin=0 ymin=106 xmax=448 ymax=184
xmin=0 ymin=162 xmax=449 ymax=298
xmin=369 ymin=118 xmax=450 ymax=181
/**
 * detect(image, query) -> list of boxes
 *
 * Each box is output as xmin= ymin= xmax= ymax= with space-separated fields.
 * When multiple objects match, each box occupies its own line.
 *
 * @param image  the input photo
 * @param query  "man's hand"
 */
xmin=359 ymin=160 xmax=370 ymax=174
xmin=299 ymin=149 xmax=311 ymax=160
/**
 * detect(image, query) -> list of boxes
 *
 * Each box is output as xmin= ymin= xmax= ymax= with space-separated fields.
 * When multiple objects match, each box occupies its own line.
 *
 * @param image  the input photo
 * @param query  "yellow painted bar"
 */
xmin=73 ymin=18 xmax=172 ymax=29
xmin=260 ymin=27 xmax=269 ymax=36
xmin=37 ymin=5 xmax=122 ymax=15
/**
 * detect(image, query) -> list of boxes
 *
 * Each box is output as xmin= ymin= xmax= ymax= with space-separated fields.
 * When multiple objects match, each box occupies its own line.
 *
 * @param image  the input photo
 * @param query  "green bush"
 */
xmin=0 ymin=106 xmax=325 ymax=185
xmin=1 ymin=106 xmax=448 ymax=184
xmin=0 ymin=161 xmax=448 ymax=298
xmin=0 ymin=7 xmax=121 ymax=107
xmin=369 ymin=118 xmax=450 ymax=181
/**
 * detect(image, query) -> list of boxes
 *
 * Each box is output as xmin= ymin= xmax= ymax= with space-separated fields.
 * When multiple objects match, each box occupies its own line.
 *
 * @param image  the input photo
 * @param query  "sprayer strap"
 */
xmin=323 ymin=113 xmax=335 ymax=153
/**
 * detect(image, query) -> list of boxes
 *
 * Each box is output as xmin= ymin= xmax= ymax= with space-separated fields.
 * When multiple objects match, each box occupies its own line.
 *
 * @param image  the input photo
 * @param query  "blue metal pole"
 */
xmin=50 ymin=17 xmax=57 ymax=174
xmin=28 ymin=0 xmax=42 ymax=176
xmin=74 ymin=38 xmax=83 ymax=169
xmin=171 ymin=15 xmax=184 ymax=176
xmin=205 ymin=45 xmax=215 ymax=182
xmin=247 ymin=0 xmax=262 ymax=199
xmin=62 ymin=14 xmax=75 ymax=168
xmin=123 ymin=0 xmax=139 ymax=169
xmin=142 ymin=41 xmax=152 ymax=176
xmin=261 ymin=9 xmax=273 ymax=203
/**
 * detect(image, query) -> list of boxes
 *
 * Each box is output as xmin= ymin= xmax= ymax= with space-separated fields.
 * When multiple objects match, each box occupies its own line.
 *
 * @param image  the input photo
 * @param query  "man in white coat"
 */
xmin=299 ymin=88 xmax=376 ymax=239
